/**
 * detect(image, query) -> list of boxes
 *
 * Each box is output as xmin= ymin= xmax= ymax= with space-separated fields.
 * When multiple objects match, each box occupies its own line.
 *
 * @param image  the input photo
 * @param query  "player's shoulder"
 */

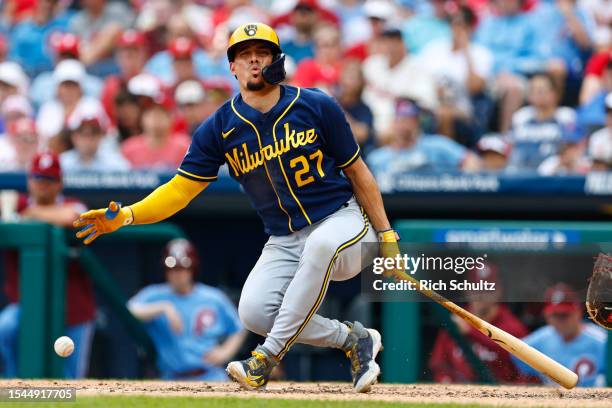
xmin=193 ymin=283 xmax=230 ymax=301
xmin=524 ymin=324 xmax=556 ymax=343
xmin=137 ymin=283 xmax=172 ymax=298
xmin=292 ymin=85 xmax=329 ymax=105
xmin=582 ymin=323 xmax=608 ymax=344
xmin=554 ymin=107 xmax=577 ymax=124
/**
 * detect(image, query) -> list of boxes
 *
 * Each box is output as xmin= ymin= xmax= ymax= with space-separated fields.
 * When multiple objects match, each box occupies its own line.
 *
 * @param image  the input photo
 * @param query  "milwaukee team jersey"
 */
xmin=178 ymin=85 xmax=360 ymax=235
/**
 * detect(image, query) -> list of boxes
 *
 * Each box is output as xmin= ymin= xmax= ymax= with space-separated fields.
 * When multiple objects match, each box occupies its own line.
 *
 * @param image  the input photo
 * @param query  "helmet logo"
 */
xmin=244 ymin=24 xmax=258 ymax=37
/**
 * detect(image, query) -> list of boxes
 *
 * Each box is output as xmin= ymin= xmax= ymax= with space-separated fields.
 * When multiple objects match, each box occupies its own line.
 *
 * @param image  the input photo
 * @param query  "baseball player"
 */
xmin=74 ymin=22 xmax=400 ymax=393
xmin=128 ymin=239 xmax=246 ymax=381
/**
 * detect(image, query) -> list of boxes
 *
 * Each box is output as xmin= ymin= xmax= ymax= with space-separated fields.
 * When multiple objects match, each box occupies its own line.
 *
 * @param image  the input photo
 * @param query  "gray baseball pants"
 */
xmin=238 ymin=197 xmax=377 ymax=360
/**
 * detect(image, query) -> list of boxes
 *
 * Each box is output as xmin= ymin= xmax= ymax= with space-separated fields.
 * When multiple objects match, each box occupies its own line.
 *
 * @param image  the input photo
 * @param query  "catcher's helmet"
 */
xmin=227 ymin=22 xmax=286 ymax=85
xmin=163 ymin=238 xmax=199 ymax=272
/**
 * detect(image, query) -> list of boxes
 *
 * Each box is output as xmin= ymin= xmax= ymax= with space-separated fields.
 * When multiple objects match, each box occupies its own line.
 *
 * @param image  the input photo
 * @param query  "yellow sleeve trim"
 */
xmin=337 ymin=146 xmax=361 ymax=169
xmin=177 ymin=168 xmax=218 ymax=181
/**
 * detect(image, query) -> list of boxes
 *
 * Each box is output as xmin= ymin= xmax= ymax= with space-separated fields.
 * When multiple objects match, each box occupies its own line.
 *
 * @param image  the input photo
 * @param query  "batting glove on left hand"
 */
xmin=73 ymin=201 xmax=134 ymax=245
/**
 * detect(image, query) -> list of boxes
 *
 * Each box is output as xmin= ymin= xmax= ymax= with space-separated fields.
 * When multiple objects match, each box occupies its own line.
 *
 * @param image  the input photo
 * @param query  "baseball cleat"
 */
xmin=226 ymin=346 xmax=275 ymax=390
xmin=343 ymin=321 xmax=383 ymax=393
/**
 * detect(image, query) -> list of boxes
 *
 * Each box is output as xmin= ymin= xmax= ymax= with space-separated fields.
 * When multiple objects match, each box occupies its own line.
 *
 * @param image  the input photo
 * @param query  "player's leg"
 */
xmin=0 ymin=303 xmax=20 ymax=377
xmin=64 ymin=320 xmax=95 ymax=378
xmin=261 ymin=199 xmax=376 ymax=359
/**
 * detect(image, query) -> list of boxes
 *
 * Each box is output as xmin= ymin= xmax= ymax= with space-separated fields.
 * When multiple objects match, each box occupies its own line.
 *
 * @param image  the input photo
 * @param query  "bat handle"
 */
xmin=105 ymin=201 xmax=121 ymax=220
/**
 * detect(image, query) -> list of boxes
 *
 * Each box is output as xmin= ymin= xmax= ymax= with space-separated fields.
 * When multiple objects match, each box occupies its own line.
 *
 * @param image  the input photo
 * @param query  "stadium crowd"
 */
xmin=0 ymin=0 xmax=609 ymax=177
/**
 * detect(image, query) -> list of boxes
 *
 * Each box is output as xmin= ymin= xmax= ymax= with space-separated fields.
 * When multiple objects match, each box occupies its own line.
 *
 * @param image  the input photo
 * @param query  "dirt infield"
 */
xmin=1 ymin=380 xmax=610 ymax=407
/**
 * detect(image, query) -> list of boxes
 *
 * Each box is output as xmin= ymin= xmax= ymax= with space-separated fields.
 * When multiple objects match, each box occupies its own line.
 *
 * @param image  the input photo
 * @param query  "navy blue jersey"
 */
xmin=178 ymin=85 xmax=360 ymax=235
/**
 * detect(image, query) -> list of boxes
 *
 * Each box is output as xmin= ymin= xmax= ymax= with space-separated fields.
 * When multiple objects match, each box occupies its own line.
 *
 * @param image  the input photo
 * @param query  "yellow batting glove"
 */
xmin=73 ymin=201 xmax=134 ymax=245
xmin=378 ymin=229 xmax=404 ymax=280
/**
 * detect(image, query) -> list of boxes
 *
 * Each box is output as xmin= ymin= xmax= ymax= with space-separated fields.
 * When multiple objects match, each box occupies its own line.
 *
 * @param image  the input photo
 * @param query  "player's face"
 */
xmin=546 ymin=309 xmax=581 ymax=340
xmin=230 ymin=41 xmax=274 ymax=92
xmin=166 ymin=268 xmax=193 ymax=293
xmin=28 ymin=177 xmax=61 ymax=205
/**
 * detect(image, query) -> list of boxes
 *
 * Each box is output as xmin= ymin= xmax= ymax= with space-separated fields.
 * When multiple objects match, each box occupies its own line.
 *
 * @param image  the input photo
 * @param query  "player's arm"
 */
xmin=74 ymin=175 xmax=208 ymax=244
xmin=128 ymin=300 xmax=184 ymax=334
xmin=343 ymin=158 xmax=392 ymax=232
xmin=343 ymin=158 xmax=402 ymax=278
xmin=203 ymin=330 xmax=248 ymax=366
xmin=22 ymin=205 xmax=81 ymax=228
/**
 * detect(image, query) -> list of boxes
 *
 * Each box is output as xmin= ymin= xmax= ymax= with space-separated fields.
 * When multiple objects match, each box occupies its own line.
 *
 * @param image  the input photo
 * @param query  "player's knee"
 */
xmin=238 ymin=295 xmax=273 ymax=336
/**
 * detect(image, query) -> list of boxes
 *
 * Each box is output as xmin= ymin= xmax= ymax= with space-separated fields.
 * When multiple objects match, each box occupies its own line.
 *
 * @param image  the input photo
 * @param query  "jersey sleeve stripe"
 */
xmin=177 ymin=168 xmax=218 ymax=181
xmin=337 ymin=146 xmax=361 ymax=169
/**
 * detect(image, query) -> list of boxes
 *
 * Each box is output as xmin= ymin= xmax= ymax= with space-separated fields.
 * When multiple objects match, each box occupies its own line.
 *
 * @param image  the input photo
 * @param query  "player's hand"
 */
xmin=163 ymin=303 xmax=184 ymax=334
xmin=378 ymin=229 xmax=404 ymax=280
xmin=73 ymin=201 xmax=133 ymax=245
xmin=203 ymin=345 xmax=232 ymax=366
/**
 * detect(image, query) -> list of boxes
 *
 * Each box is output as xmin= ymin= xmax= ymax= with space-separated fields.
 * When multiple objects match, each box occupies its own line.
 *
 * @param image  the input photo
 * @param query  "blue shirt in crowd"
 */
xmin=475 ymin=12 xmax=541 ymax=75
xmin=366 ymin=134 xmax=466 ymax=175
xmin=9 ymin=13 xmax=72 ymax=77
xmin=513 ymin=323 xmax=607 ymax=387
xmin=129 ymin=283 xmax=241 ymax=381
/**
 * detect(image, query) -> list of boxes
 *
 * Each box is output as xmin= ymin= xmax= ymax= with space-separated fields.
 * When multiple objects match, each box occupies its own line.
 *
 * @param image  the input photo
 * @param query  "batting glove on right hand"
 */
xmin=73 ymin=201 xmax=134 ymax=245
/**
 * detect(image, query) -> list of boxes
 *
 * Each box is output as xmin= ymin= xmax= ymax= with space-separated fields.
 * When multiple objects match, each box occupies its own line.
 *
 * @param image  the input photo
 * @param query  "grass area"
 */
xmin=1 ymin=396 xmax=496 ymax=408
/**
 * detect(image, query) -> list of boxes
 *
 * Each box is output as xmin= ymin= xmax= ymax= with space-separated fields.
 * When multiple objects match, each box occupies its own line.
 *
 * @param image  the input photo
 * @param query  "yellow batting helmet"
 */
xmin=227 ymin=22 xmax=282 ymax=62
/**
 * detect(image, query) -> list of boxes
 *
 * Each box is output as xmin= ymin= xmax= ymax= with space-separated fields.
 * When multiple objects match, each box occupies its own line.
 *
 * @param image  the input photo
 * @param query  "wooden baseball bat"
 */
xmin=392 ymin=270 xmax=579 ymax=389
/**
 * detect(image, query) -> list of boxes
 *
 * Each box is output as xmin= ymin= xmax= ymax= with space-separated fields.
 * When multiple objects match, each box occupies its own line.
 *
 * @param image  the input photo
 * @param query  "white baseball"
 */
xmin=54 ymin=336 xmax=74 ymax=358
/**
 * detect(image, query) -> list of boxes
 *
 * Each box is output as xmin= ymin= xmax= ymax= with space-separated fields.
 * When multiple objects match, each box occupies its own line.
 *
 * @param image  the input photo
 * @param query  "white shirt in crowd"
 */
xmin=363 ymin=54 xmax=438 ymax=133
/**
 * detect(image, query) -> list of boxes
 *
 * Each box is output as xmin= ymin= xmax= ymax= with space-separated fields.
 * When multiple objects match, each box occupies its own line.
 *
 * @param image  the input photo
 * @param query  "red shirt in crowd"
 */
xmin=292 ymin=59 xmax=344 ymax=89
xmin=585 ymin=51 xmax=611 ymax=78
xmin=121 ymin=132 xmax=191 ymax=170
xmin=428 ymin=304 xmax=530 ymax=384
xmin=3 ymin=194 xmax=96 ymax=326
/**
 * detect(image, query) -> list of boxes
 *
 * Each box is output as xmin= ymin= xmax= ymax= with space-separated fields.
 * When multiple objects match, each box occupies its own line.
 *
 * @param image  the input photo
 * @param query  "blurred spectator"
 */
xmin=276 ymin=0 xmax=318 ymax=63
xmin=36 ymin=59 xmax=105 ymax=146
xmin=588 ymin=92 xmax=612 ymax=171
xmin=0 ymin=94 xmax=32 ymax=134
xmin=121 ymin=74 xmax=190 ymax=170
xmin=128 ymin=238 xmax=246 ymax=381
xmin=579 ymin=0 xmax=612 ymax=50
xmin=344 ymin=0 xmax=395 ymax=61
xmin=513 ymin=283 xmax=607 ymax=387
xmin=69 ymin=0 xmax=135 ymax=76
xmin=366 ymin=98 xmax=480 ymax=174
xmin=334 ymin=60 xmax=376 ymax=156
xmin=293 ymin=24 xmax=344 ymax=92
xmin=578 ymin=59 xmax=612 ymax=133
xmin=580 ymin=50 xmax=611 ymax=105
xmin=418 ymin=5 xmax=493 ymax=143
xmin=0 ymin=117 xmax=39 ymax=171
xmin=475 ymin=0 xmax=542 ymax=132
xmin=537 ymin=129 xmax=589 ymax=175
xmin=363 ymin=26 xmax=437 ymax=134
xmin=29 ymin=33 xmax=103 ymax=109
xmin=175 ymin=80 xmax=208 ymax=135
xmin=0 ymin=152 xmax=95 ymax=378
xmin=429 ymin=264 xmax=529 ymax=383
xmin=508 ymin=73 xmax=578 ymax=172
xmin=8 ymin=0 xmax=72 ymax=77
xmin=144 ymin=15 xmax=232 ymax=87
xmin=168 ymin=37 xmax=200 ymax=94
xmin=113 ymin=90 xmax=142 ymax=142
xmin=101 ymin=30 xmax=149 ymax=125
xmin=0 ymin=62 xmax=28 ymax=107
xmin=476 ymin=134 xmax=511 ymax=172
xmin=60 ymin=101 xmax=129 ymax=172
xmin=531 ymin=0 xmax=594 ymax=90
xmin=401 ymin=0 xmax=451 ymax=55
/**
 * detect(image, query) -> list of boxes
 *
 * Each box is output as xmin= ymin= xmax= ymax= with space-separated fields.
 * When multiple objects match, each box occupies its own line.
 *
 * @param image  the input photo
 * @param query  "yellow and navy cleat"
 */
xmin=226 ymin=346 xmax=275 ymax=390
xmin=343 ymin=321 xmax=383 ymax=393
